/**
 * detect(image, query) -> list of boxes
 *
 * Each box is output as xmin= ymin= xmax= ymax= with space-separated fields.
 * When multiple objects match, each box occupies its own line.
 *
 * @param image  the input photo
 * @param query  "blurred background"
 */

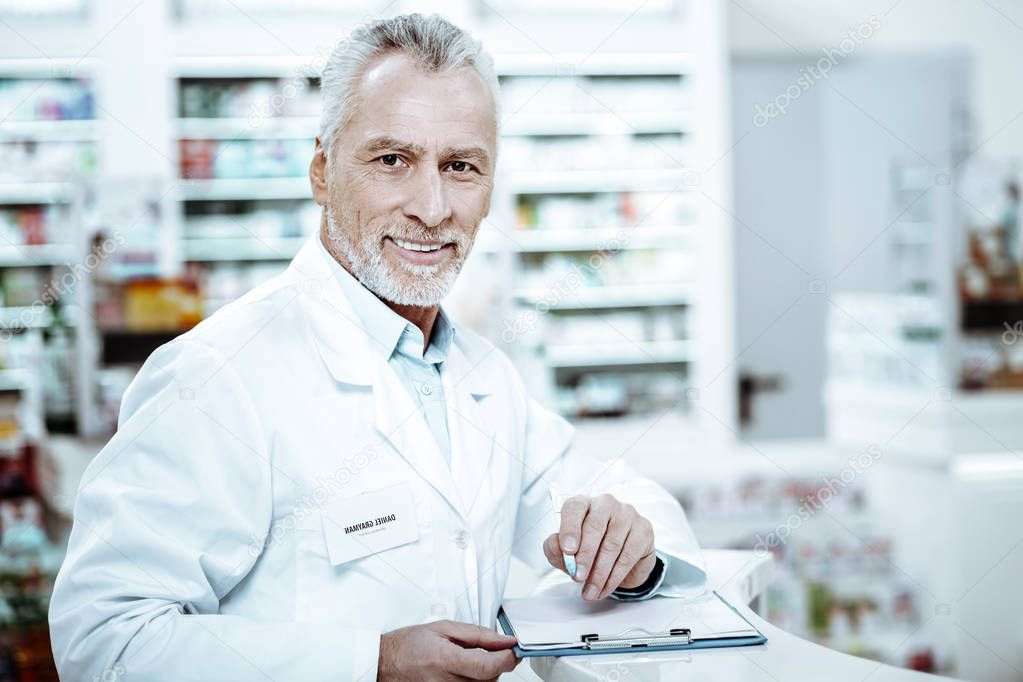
xmin=1 ymin=0 xmax=1023 ymax=679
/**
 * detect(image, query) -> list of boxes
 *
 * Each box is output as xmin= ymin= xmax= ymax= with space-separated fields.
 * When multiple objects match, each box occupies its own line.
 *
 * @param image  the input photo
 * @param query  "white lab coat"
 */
xmin=49 ymin=235 xmax=706 ymax=682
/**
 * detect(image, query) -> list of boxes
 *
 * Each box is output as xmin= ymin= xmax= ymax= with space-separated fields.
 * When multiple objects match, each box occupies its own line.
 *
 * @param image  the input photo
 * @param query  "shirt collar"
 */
xmin=316 ymin=235 xmax=455 ymax=365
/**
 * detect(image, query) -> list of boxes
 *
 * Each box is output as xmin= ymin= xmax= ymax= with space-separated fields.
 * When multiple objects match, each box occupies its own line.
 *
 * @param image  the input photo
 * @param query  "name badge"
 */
xmin=322 ymin=481 xmax=420 ymax=565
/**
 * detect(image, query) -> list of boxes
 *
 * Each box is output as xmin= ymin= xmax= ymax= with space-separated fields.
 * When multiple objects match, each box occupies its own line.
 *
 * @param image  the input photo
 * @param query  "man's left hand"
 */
xmin=542 ymin=493 xmax=656 ymax=601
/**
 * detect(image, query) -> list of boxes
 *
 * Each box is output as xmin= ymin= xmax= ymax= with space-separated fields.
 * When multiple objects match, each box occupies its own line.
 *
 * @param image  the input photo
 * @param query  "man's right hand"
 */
xmin=377 ymin=620 xmax=519 ymax=681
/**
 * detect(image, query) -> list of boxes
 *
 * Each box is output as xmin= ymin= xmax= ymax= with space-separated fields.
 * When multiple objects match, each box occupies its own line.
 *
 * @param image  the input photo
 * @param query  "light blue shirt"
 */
xmin=319 ymin=237 xmax=454 ymax=464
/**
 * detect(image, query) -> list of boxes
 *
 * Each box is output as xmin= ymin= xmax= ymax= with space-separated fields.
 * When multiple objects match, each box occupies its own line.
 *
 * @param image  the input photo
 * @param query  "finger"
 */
xmin=572 ymin=494 xmax=613 ymax=585
xmin=557 ymin=495 xmax=589 ymax=556
xmin=583 ymin=504 xmax=633 ymax=600
xmin=616 ymin=518 xmax=656 ymax=591
xmin=543 ymin=533 xmax=568 ymax=573
xmin=436 ymin=621 xmax=517 ymax=651
xmin=617 ymin=551 xmax=658 ymax=596
xmin=447 ymin=646 xmax=519 ymax=680
xmin=597 ymin=528 xmax=655 ymax=599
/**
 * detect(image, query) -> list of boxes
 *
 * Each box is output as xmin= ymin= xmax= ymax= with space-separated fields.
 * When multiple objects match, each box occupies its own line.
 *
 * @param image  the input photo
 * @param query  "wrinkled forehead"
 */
xmin=345 ymin=52 xmax=497 ymax=157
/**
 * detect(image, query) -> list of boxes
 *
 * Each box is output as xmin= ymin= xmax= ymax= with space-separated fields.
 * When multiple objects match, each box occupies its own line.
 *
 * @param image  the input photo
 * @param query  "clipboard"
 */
xmin=497 ymin=590 xmax=767 ymax=658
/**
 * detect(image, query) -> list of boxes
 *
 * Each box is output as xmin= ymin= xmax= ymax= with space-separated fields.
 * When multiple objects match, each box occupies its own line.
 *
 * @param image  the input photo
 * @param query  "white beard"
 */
xmin=325 ymin=205 xmax=473 ymax=307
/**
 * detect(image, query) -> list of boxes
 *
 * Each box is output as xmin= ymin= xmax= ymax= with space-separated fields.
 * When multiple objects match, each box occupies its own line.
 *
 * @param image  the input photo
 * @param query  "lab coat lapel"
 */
xmin=371 ymin=360 xmax=465 ymax=519
xmin=442 ymin=342 xmax=495 ymax=520
xmin=291 ymin=237 xmax=379 ymax=387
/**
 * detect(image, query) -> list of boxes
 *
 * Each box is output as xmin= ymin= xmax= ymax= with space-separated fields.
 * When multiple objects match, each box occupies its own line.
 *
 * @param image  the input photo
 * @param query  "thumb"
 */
xmin=543 ymin=533 xmax=568 ymax=572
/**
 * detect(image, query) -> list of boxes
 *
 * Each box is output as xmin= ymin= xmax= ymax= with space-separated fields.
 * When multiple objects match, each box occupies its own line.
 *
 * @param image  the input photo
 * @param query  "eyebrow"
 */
xmin=447 ymin=146 xmax=491 ymax=167
xmin=360 ymin=135 xmax=491 ymax=168
xmin=361 ymin=135 xmax=424 ymax=158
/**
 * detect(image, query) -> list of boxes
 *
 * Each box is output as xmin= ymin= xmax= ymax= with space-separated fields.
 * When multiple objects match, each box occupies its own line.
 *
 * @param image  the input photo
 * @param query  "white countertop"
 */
xmin=527 ymin=549 xmax=959 ymax=682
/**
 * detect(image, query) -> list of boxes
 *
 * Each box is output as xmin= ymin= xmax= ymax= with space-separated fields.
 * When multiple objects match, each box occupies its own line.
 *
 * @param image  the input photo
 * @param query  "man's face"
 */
xmin=313 ymin=52 xmax=497 ymax=306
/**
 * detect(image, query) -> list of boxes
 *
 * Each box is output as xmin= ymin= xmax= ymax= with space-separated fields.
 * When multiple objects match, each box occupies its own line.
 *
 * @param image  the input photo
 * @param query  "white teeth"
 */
xmin=392 ymin=238 xmax=444 ymax=253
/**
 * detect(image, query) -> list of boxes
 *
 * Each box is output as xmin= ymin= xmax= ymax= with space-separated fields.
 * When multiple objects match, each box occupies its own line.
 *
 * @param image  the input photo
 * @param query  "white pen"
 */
xmin=548 ymin=484 xmax=577 ymax=578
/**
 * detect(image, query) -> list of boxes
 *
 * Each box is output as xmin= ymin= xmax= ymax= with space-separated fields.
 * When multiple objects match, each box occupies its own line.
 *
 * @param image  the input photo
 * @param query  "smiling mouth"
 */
xmin=389 ymin=237 xmax=449 ymax=253
xmin=383 ymin=236 xmax=456 ymax=265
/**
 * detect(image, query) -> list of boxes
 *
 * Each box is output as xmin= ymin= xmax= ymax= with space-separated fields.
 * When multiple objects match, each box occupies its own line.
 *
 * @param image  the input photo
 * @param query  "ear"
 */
xmin=309 ymin=137 xmax=329 ymax=206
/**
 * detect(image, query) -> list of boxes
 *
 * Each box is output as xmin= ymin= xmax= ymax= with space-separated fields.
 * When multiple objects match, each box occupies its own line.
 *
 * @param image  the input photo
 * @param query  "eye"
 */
xmin=379 ymin=154 xmax=400 ymax=167
xmin=447 ymin=160 xmax=475 ymax=173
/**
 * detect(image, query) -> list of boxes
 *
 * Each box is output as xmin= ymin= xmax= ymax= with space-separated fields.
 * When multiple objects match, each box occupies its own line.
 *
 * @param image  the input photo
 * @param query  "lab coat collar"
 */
xmin=395 ymin=310 xmax=455 ymax=366
xmin=289 ymin=234 xmax=493 ymax=395
xmin=328 ymin=257 xmax=409 ymax=366
xmin=288 ymin=236 xmax=382 ymax=387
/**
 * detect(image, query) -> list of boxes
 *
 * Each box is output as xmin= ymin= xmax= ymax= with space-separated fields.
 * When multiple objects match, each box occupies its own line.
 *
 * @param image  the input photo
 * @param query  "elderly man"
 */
xmin=49 ymin=13 xmax=705 ymax=682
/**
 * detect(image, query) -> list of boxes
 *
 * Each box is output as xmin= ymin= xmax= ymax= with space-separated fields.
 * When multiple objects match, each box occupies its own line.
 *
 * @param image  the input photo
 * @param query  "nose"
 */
xmin=401 ymin=166 xmax=452 ymax=228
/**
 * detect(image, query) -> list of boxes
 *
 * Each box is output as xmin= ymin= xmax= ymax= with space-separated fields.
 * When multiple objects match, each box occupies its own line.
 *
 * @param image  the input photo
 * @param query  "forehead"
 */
xmin=346 ymin=52 xmax=497 ymax=152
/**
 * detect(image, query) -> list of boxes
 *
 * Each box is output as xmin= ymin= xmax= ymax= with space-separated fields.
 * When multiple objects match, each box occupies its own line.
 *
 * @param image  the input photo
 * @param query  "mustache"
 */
xmin=382 ymin=224 xmax=467 ymax=245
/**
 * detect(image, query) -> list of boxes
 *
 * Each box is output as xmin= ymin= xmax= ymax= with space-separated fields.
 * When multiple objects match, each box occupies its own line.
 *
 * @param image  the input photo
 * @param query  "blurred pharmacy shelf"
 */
xmin=492 ymin=51 xmax=692 ymax=77
xmin=0 ymin=183 xmax=74 ymax=205
xmin=0 ymin=367 xmax=34 ymax=393
xmin=0 ymin=244 xmax=73 ymax=267
xmin=180 ymin=236 xmax=307 ymax=262
xmin=491 ymin=30 xmax=724 ymax=422
xmin=173 ymin=55 xmax=320 ymax=78
xmin=502 ymin=225 xmax=696 ymax=253
xmin=178 ymin=177 xmax=312 ymax=201
xmin=545 ymin=339 xmax=693 ymax=368
xmin=506 ymin=169 xmax=692 ymax=194
xmin=0 ymin=58 xmax=96 ymax=78
xmin=502 ymin=111 xmax=692 ymax=137
xmin=0 ymin=119 xmax=100 ymax=142
xmin=513 ymin=283 xmax=692 ymax=310
xmin=0 ymin=60 xmax=96 ymax=443
xmin=0 ymin=306 xmax=54 ymax=330
xmin=175 ymin=116 xmax=318 ymax=140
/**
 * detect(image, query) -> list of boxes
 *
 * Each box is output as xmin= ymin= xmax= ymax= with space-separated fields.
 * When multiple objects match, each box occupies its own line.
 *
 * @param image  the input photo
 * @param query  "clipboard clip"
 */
xmin=581 ymin=627 xmax=692 ymax=650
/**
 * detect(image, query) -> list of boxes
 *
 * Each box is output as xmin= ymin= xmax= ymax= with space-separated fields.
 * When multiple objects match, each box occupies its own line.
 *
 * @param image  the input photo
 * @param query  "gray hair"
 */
xmin=318 ymin=13 xmax=501 ymax=158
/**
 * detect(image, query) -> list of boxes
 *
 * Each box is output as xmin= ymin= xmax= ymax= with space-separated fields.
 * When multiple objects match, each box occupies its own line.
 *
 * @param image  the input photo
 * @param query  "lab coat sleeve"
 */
xmin=48 ymin=339 xmax=380 ymax=682
xmin=511 ymin=393 xmax=707 ymax=598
